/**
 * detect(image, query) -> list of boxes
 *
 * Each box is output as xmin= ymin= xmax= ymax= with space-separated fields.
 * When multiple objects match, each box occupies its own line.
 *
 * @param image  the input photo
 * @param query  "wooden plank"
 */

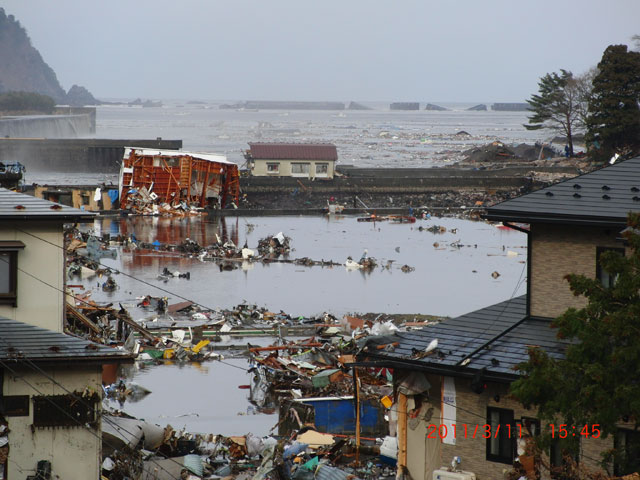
xmin=116 ymin=311 xmax=158 ymax=343
xmin=67 ymin=305 xmax=101 ymax=334
xmin=397 ymin=393 xmax=408 ymax=469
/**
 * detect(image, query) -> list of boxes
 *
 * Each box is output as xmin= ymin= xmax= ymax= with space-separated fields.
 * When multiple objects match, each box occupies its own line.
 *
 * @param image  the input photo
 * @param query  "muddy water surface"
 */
xmin=86 ymin=215 xmax=525 ymax=436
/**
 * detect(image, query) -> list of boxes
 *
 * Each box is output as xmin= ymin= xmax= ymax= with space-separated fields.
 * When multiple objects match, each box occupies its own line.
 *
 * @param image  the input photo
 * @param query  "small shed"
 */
xmin=246 ymin=143 xmax=338 ymax=179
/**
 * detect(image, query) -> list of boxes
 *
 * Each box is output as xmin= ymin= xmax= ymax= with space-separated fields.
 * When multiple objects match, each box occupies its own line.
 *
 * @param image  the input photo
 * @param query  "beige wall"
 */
xmin=34 ymin=186 xmax=113 ymax=212
xmin=402 ymin=373 xmax=611 ymax=480
xmin=251 ymin=159 xmax=335 ymax=179
xmin=0 ymin=223 xmax=65 ymax=332
xmin=4 ymin=366 xmax=103 ymax=480
xmin=530 ymin=224 xmax=623 ymax=318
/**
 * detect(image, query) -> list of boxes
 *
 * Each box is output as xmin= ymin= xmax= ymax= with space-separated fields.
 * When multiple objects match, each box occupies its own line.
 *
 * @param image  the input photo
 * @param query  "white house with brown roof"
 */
xmin=246 ymin=142 xmax=338 ymax=179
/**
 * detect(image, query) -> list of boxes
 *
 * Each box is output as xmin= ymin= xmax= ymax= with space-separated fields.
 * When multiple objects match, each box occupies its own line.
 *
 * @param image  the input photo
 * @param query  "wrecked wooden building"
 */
xmin=118 ymin=148 xmax=240 ymax=211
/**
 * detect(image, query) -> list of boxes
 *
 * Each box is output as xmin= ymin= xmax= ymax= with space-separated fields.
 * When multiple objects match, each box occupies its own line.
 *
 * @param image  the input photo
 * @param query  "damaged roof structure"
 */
xmin=355 ymin=156 xmax=640 ymax=479
xmin=118 ymin=148 xmax=240 ymax=212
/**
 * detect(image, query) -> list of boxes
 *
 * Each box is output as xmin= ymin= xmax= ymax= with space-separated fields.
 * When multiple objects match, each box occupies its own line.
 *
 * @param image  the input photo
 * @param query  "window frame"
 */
xmin=486 ymin=407 xmax=515 ymax=464
xmin=266 ymin=162 xmax=280 ymax=174
xmin=291 ymin=162 xmax=310 ymax=177
xmin=315 ymin=163 xmax=329 ymax=177
xmin=0 ymin=241 xmax=24 ymax=307
xmin=596 ymin=246 xmax=624 ymax=288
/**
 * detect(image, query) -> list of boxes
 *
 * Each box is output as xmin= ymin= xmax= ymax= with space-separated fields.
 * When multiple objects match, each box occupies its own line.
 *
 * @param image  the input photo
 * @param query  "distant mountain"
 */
xmin=0 ymin=9 xmax=99 ymax=106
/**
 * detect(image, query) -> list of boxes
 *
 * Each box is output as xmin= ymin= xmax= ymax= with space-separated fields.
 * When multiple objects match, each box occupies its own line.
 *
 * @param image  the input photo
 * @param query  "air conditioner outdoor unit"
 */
xmin=432 ymin=470 xmax=476 ymax=480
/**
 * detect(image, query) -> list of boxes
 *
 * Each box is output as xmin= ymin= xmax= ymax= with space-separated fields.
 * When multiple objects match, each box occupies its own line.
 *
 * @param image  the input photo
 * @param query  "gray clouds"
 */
xmin=4 ymin=0 xmax=639 ymax=102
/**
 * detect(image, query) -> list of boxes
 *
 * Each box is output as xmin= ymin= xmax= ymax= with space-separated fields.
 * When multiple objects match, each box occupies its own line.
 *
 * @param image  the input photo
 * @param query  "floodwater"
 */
xmin=84 ymin=214 xmax=525 ymax=437
xmin=111 ymin=355 xmax=278 ymax=438
xmin=83 ymin=214 xmax=526 ymax=319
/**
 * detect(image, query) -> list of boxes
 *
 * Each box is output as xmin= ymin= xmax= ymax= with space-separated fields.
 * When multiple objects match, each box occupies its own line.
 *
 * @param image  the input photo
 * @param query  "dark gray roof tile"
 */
xmin=485 ymin=156 xmax=640 ymax=226
xmin=0 ymin=317 xmax=134 ymax=364
xmin=364 ymin=296 xmax=569 ymax=380
xmin=0 ymin=188 xmax=94 ymax=222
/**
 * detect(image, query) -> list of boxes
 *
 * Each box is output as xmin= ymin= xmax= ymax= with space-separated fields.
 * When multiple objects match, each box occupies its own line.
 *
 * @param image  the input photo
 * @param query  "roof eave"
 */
xmin=2 ymin=354 xmax=137 ymax=366
xmin=354 ymin=353 xmax=519 ymax=384
xmin=484 ymin=210 xmax=627 ymax=228
xmin=0 ymin=214 xmax=96 ymax=223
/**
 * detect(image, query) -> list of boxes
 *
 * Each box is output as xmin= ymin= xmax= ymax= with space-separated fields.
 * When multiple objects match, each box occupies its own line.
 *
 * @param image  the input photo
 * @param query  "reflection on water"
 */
xmin=90 ymin=214 xmax=526 ymax=436
xmin=84 ymin=215 xmax=526 ymax=319
xmin=110 ymin=359 xmax=278 ymax=437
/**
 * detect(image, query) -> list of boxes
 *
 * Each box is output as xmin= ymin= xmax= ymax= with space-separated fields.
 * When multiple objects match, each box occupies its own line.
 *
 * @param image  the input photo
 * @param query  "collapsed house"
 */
xmin=118 ymin=148 xmax=240 ymax=213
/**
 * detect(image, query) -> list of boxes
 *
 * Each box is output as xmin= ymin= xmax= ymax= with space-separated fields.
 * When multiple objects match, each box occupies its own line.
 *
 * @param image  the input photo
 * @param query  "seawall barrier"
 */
xmin=0 ymin=138 xmax=182 ymax=172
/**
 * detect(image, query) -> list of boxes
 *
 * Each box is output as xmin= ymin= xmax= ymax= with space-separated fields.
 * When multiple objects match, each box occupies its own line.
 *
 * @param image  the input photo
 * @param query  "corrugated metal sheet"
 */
xmin=315 ymin=465 xmax=360 ymax=480
xmin=486 ymin=156 xmax=640 ymax=226
xmin=367 ymin=296 xmax=569 ymax=379
xmin=0 ymin=316 xmax=135 ymax=363
xmin=123 ymin=147 xmax=235 ymax=165
xmin=249 ymin=143 xmax=338 ymax=161
xmin=0 ymin=188 xmax=93 ymax=222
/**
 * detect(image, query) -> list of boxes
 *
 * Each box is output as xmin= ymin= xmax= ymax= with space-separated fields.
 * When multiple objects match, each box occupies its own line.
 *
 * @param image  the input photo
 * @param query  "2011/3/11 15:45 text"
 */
xmin=425 ymin=423 xmax=601 ymax=439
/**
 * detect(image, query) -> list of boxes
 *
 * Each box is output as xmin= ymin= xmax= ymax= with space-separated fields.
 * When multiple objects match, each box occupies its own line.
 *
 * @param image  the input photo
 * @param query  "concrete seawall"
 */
xmin=0 ymin=138 xmax=182 ymax=172
xmin=0 ymin=107 xmax=97 ymax=138
xmin=240 ymin=165 xmax=580 ymax=194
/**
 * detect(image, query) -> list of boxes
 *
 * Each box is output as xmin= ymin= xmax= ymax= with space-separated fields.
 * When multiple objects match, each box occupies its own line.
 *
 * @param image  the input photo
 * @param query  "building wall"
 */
xmin=0 ymin=223 xmax=65 ymax=332
xmin=4 ymin=365 xmax=103 ymax=480
xmin=401 ymin=373 xmax=611 ymax=480
xmin=251 ymin=159 xmax=335 ymax=179
xmin=530 ymin=223 xmax=623 ymax=318
xmin=33 ymin=186 xmax=114 ymax=211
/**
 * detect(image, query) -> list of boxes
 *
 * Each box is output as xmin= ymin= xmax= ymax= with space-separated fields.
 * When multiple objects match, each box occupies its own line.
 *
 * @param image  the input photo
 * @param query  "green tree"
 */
xmin=0 ymin=91 xmax=55 ymax=113
xmin=526 ymin=69 xmax=583 ymax=156
xmin=510 ymin=213 xmax=640 ymax=473
xmin=586 ymin=45 xmax=640 ymax=163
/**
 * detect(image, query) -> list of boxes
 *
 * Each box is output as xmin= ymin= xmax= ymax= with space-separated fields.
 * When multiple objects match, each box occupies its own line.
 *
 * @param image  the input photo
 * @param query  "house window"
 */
xmin=487 ymin=407 xmax=515 ymax=463
xmin=267 ymin=163 xmax=280 ymax=174
xmin=32 ymin=392 xmax=99 ymax=428
xmin=0 ymin=242 xmax=24 ymax=307
xmin=315 ymin=163 xmax=329 ymax=177
xmin=596 ymin=247 xmax=624 ymax=288
xmin=614 ymin=429 xmax=640 ymax=476
xmin=291 ymin=163 xmax=310 ymax=177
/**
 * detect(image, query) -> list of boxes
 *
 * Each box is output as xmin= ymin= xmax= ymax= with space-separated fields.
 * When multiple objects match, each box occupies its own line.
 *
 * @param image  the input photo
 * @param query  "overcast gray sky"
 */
xmin=4 ymin=0 xmax=639 ymax=103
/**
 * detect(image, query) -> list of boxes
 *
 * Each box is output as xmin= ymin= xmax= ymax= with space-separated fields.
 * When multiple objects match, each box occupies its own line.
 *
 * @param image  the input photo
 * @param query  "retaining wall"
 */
xmin=0 ymin=138 xmax=182 ymax=172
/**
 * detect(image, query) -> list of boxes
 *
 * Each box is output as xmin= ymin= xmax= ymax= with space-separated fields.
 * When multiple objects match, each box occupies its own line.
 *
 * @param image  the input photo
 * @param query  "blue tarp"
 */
xmin=107 ymin=189 xmax=119 ymax=204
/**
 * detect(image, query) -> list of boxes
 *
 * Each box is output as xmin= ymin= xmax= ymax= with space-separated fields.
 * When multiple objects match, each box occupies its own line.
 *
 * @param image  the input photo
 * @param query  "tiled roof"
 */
xmin=362 ymin=296 xmax=568 ymax=381
xmin=0 ymin=188 xmax=94 ymax=222
xmin=248 ymin=143 xmax=338 ymax=161
xmin=0 ymin=317 xmax=134 ymax=364
xmin=485 ymin=156 xmax=640 ymax=227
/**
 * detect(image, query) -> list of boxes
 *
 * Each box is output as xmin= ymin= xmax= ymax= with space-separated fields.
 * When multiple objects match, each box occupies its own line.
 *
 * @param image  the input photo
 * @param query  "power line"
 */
xmin=18 ymin=227 xmax=221 ymax=313
xmin=0 ymin=356 xmax=183 ymax=479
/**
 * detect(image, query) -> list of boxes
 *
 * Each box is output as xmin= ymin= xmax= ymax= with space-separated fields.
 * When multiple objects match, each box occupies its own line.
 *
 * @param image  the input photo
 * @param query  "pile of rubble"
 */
xmin=99 ymin=314 xmax=430 ymax=479
xmin=122 ymin=186 xmax=207 ymax=217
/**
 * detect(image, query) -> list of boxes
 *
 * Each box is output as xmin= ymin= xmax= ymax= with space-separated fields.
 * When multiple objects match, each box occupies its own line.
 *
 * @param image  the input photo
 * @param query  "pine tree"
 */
xmin=526 ymin=70 xmax=582 ymax=156
xmin=586 ymin=45 xmax=640 ymax=162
